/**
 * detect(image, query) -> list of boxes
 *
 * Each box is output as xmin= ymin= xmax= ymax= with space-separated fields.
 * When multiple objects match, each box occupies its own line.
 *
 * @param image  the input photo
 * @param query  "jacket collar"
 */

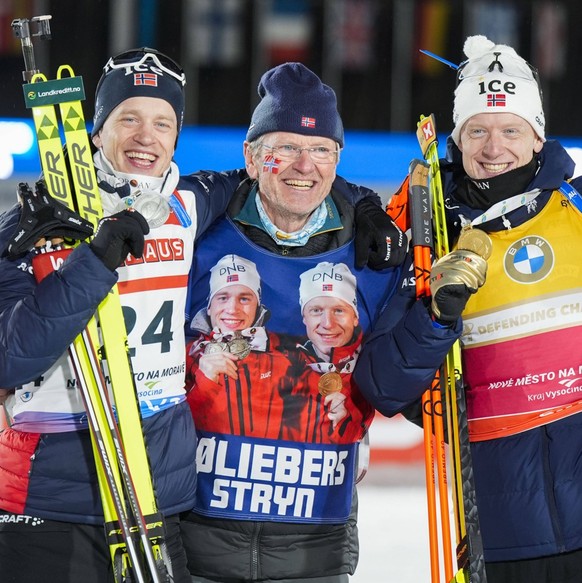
xmin=442 ymin=138 xmax=575 ymax=233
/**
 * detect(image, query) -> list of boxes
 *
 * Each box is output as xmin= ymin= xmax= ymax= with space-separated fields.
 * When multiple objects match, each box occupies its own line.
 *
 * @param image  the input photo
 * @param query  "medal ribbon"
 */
xmin=461 ymin=188 xmax=541 ymax=230
xmin=558 ymin=181 xmax=582 ymax=214
xmin=306 ymin=350 xmax=360 ymax=375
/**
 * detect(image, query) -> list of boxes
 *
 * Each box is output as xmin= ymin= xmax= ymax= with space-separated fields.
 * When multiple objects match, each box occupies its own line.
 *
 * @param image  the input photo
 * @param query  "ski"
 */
xmin=12 ymin=16 xmax=171 ymax=582
xmin=408 ymin=159 xmax=454 ymax=583
xmin=52 ymin=65 xmax=167 ymax=537
xmin=416 ymin=114 xmax=488 ymax=583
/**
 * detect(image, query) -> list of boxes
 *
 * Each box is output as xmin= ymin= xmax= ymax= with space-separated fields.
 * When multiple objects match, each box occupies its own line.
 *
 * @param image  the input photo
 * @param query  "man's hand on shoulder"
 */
xmin=354 ymin=198 xmax=408 ymax=270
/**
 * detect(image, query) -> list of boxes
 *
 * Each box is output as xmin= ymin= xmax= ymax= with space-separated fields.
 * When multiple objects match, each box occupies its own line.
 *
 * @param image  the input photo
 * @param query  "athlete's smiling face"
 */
xmin=92 ymin=96 xmax=177 ymax=177
xmin=208 ymin=285 xmax=259 ymax=333
xmin=458 ymin=112 xmax=544 ymax=180
xmin=303 ymin=296 xmax=358 ymax=356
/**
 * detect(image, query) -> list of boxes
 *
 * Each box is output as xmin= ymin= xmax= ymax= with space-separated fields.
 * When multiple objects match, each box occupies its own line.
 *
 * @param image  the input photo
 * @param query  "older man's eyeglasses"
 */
xmin=261 ymin=144 xmax=341 ymax=164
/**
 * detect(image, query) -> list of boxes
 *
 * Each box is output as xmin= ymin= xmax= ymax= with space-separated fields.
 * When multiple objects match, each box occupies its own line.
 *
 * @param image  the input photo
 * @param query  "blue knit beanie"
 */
xmin=246 ymin=63 xmax=344 ymax=147
xmin=92 ymin=48 xmax=185 ymax=139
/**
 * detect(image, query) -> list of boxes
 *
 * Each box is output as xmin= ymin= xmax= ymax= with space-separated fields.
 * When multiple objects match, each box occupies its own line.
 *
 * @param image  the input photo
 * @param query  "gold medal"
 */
xmin=228 ymin=337 xmax=251 ymax=360
xmin=203 ymin=341 xmax=228 ymax=354
xmin=457 ymin=226 xmax=493 ymax=260
xmin=318 ymin=371 xmax=343 ymax=396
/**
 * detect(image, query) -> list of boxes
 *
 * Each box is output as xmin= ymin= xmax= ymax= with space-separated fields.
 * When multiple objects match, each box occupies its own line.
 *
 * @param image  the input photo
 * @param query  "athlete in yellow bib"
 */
xmin=356 ymin=35 xmax=582 ymax=583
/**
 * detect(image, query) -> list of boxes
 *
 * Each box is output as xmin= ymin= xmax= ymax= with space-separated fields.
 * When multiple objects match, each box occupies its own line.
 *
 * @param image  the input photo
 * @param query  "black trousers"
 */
xmin=486 ymin=547 xmax=582 ymax=583
xmin=0 ymin=512 xmax=190 ymax=583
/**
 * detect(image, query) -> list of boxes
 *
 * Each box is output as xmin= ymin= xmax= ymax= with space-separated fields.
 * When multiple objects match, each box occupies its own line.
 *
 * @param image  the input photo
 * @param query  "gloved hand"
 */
xmin=89 ymin=210 xmax=149 ymax=271
xmin=429 ymin=249 xmax=487 ymax=324
xmin=354 ymin=199 xmax=408 ymax=269
xmin=7 ymin=181 xmax=94 ymax=258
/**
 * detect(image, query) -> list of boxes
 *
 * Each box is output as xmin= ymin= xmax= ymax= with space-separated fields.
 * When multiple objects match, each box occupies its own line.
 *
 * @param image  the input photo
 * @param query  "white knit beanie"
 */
xmin=452 ymin=35 xmax=545 ymax=145
xmin=208 ymin=254 xmax=261 ymax=305
xmin=299 ymin=262 xmax=358 ymax=317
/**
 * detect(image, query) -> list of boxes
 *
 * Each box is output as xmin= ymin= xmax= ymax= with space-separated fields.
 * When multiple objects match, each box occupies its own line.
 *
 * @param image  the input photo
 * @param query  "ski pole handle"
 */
xmin=409 ymin=159 xmax=432 ymax=298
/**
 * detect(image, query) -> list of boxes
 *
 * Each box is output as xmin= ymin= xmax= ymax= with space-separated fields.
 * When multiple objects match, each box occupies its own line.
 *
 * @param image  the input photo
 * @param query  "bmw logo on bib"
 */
xmin=504 ymin=235 xmax=554 ymax=284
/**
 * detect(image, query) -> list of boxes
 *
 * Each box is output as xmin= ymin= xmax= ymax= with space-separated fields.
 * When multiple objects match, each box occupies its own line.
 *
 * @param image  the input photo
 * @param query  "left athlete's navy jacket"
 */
xmin=0 ymin=167 xmax=244 ymax=524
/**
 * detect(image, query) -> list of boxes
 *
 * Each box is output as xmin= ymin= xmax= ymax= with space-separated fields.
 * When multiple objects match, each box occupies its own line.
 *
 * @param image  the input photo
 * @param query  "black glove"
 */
xmin=7 ymin=181 xmax=94 ymax=258
xmin=354 ymin=199 xmax=408 ymax=269
xmin=89 ymin=210 xmax=150 ymax=271
xmin=432 ymin=284 xmax=474 ymax=324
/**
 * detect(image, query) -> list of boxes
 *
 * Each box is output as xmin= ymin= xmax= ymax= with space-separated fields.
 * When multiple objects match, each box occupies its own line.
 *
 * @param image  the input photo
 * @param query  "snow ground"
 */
xmin=352 ymin=463 xmax=449 ymax=582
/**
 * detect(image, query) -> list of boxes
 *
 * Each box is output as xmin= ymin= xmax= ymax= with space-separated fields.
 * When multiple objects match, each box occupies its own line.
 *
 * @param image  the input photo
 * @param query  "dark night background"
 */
xmin=1 ymin=0 xmax=580 ymax=138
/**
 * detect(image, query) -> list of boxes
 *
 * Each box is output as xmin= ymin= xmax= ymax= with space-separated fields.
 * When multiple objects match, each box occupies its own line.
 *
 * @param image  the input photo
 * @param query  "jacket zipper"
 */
xmin=251 ymin=520 xmax=262 ymax=579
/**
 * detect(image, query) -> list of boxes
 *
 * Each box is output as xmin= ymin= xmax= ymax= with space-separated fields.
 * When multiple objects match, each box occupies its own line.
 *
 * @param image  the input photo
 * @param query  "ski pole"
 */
xmin=75 ymin=328 xmax=169 ymax=583
xmin=417 ymin=114 xmax=489 ymax=583
xmin=68 ymin=335 xmax=150 ymax=583
xmin=408 ymin=159 xmax=453 ymax=582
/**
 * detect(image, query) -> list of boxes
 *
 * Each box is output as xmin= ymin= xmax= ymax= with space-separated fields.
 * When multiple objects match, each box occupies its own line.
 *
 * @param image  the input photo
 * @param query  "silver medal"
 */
xmin=203 ymin=341 xmax=228 ymax=354
xmin=121 ymin=190 xmax=171 ymax=229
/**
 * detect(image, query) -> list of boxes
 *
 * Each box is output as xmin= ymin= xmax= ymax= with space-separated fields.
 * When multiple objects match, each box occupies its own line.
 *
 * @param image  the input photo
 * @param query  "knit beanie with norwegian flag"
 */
xmin=91 ymin=48 xmax=185 ymax=139
xmin=451 ymin=35 xmax=545 ymax=145
xmin=246 ymin=62 xmax=344 ymax=147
